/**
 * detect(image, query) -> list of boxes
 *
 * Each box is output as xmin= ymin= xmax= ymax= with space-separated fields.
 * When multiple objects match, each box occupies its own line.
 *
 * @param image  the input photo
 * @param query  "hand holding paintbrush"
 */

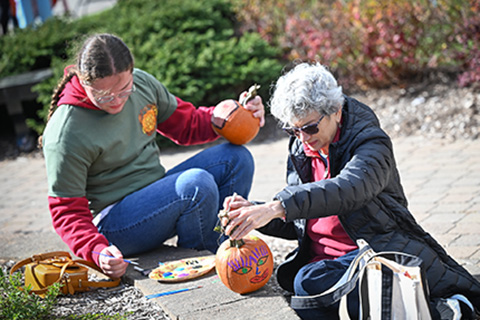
xmin=214 ymin=192 xmax=253 ymax=235
xmin=214 ymin=192 xmax=238 ymax=233
xmin=92 ymin=246 xmax=136 ymax=278
xmin=92 ymin=251 xmax=139 ymax=265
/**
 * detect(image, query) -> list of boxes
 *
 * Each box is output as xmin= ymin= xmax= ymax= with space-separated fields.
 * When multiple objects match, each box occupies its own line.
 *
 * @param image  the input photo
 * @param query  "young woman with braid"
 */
xmin=41 ymin=33 xmax=265 ymax=278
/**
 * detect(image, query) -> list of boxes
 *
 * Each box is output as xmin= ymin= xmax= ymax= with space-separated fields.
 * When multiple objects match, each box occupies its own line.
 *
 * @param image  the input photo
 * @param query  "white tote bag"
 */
xmin=291 ymin=239 xmax=432 ymax=320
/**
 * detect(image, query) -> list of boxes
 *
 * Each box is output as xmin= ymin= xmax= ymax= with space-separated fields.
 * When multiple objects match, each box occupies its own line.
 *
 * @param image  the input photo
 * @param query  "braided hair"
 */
xmin=39 ymin=33 xmax=134 ymax=147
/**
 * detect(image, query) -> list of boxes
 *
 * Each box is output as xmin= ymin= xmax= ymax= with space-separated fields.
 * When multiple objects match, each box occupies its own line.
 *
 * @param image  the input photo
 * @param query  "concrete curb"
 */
xmin=123 ymin=245 xmax=299 ymax=320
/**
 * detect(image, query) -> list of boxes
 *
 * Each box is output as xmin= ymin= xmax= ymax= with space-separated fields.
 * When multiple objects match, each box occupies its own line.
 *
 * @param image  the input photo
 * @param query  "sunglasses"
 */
xmin=282 ymin=115 xmax=325 ymax=137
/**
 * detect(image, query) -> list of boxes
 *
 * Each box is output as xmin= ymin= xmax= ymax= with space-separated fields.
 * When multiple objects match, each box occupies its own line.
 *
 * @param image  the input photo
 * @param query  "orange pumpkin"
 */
xmin=211 ymin=99 xmax=260 ymax=145
xmin=215 ymin=235 xmax=273 ymax=294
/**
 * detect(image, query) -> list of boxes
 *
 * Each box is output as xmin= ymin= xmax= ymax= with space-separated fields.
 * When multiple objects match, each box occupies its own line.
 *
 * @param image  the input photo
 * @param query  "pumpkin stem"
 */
xmin=229 ymin=239 xmax=245 ymax=248
xmin=240 ymin=84 xmax=260 ymax=105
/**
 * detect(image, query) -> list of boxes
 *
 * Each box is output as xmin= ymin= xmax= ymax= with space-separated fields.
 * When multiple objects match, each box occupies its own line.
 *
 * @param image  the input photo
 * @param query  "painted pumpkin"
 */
xmin=211 ymin=99 xmax=260 ymax=145
xmin=215 ymin=235 xmax=273 ymax=294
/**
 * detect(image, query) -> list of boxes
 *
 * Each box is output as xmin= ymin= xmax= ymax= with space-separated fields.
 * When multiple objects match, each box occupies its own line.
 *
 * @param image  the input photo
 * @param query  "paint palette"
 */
xmin=149 ymin=255 xmax=216 ymax=282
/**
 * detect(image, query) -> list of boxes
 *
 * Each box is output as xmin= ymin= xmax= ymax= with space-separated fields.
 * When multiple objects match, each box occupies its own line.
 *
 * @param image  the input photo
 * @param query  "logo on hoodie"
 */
xmin=138 ymin=104 xmax=158 ymax=136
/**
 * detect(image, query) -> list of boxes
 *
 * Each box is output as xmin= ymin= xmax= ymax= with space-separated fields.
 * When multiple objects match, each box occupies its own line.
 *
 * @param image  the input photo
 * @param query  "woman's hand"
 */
xmin=220 ymin=194 xmax=253 ymax=228
xmin=222 ymin=196 xmax=285 ymax=239
xmin=239 ymin=91 xmax=265 ymax=127
xmin=98 ymin=245 xmax=128 ymax=278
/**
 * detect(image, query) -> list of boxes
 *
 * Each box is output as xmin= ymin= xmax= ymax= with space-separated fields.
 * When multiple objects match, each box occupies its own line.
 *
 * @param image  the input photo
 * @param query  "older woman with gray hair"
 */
xmin=222 ymin=62 xmax=480 ymax=319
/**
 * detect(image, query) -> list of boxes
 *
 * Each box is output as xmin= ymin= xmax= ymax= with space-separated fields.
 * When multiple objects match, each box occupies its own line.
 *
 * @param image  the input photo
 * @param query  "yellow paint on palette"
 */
xmin=149 ymin=255 xmax=216 ymax=282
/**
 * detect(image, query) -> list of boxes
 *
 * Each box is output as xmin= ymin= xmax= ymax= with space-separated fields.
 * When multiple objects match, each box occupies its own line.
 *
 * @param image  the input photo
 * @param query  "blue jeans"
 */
xmin=97 ymin=143 xmax=254 ymax=256
xmin=293 ymin=249 xmax=360 ymax=320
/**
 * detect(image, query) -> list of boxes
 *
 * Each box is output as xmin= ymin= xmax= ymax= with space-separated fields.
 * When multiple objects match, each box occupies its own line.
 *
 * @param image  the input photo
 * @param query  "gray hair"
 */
xmin=269 ymin=62 xmax=344 ymax=124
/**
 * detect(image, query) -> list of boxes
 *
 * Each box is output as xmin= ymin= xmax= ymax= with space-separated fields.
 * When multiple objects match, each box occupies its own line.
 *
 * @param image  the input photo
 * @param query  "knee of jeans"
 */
xmin=219 ymin=143 xmax=253 ymax=160
xmin=176 ymin=168 xmax=218 ymax=198
xmin=293 ymin=266 xmax=311 ymax=296
xmin=224 ymin=143 xmax=254 ymax=172
xmin=293 ymin=261 xmax=331 ymax=296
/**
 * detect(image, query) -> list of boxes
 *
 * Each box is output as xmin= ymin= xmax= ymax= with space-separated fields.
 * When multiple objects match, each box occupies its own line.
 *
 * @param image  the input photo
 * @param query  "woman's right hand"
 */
xmin=222 ymin=197 xmax=286 ymax=240
xmin=98 ymin=245 xmax=128 ymax=278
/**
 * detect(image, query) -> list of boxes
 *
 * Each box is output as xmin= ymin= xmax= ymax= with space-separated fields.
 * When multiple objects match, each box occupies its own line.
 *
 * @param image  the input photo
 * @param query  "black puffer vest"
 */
xmin=259 ymin=96 xmax=480 ymax=311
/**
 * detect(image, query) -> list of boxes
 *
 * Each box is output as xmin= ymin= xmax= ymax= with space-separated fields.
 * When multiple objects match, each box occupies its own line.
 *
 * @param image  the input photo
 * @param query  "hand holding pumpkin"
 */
xmin=215 ymin=193 xmax=275 ymax=294
xmin=222 ymin=197 xmax=286 ymax=240
xmin=239 ymin=92 xmax=265 ymax=127
xmin=211 ymin=84 xmax=265 ymax=145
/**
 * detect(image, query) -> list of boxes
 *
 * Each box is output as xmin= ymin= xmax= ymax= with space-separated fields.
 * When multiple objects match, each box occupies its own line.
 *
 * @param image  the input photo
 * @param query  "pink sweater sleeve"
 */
xmin=49 ymin=196 xmax=110 ymax=266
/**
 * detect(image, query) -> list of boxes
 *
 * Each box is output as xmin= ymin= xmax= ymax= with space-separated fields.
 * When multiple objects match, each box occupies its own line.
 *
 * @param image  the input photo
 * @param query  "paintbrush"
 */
xmin=145 ymin=285 xmax=203 ymax=299
xmin=92 ymin=251 xmax=139 ymax=265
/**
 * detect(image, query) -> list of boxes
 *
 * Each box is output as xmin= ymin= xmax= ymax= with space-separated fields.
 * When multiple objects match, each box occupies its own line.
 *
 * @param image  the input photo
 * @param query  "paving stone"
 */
xmin=444 ymin=246 xmax=480 ymax=260
xmin=450 ymin=234 xmax=480 ymax=247
xmin=421 ymin=213 xmax=466 ymax=224
xmin=449 ymin=222 xmax=480 ymax=235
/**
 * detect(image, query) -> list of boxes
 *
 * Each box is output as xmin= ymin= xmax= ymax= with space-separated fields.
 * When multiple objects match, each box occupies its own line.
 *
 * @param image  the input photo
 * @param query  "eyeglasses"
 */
xmin=83 ymin=79 xmax=136 ymax=104
xmin=282 ymin=115 xmax=325 ymax=137
xmin=92 ymin=84 xmax=136 ymax=104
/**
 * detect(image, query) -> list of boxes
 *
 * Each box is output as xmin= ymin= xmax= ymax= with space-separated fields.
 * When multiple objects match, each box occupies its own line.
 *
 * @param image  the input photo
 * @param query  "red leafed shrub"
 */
xmin=454 ymin=0 xmax=480 ymax=88
xmin=234 ymin=0 xmax=480 ymax=90
xmin=281 ymin=0 xmax=431 ymax=89
xmin=233 ymin=0 xmax=295 ymax=46
xmin=347 ymin=1 xmax=429 ymax=88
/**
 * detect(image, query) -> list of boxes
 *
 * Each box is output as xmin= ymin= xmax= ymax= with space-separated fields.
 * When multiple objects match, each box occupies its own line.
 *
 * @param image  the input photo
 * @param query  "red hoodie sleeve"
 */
xmin=156 ymin=97 xmax=220 ymax=145
xmin=49 ymin=196 xmax=110 ymax=266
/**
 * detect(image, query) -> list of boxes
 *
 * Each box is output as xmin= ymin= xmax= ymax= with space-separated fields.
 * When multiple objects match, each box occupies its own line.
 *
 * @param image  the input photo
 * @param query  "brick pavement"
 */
xmin=1 ymin=135 xmax=479 ymax=319
xmin=1 ymin=135 xmax=479 ymax=276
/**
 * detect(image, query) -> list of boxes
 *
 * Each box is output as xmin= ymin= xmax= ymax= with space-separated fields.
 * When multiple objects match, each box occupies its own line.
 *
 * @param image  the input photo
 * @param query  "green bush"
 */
xmin=0 ymin=267 xmax=129 ymax=319
xmin=1 ymin=0 xmax=283 ymax=140
xmin=0 ymin=16 xmax=95 ymax=77
xmin=0 ymin=268 xmax=59 ymax=320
